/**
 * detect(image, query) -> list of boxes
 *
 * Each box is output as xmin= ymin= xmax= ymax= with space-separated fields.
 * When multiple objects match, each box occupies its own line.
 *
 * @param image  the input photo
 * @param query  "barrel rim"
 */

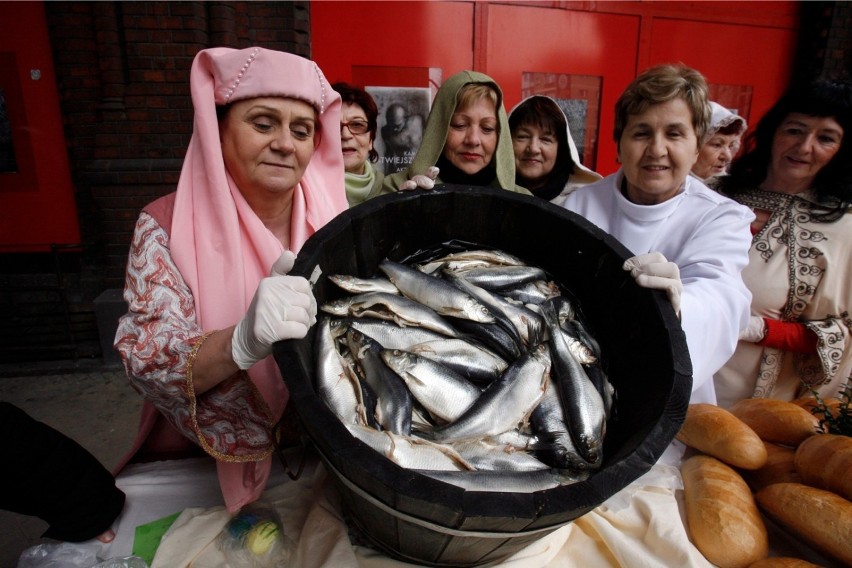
xmin=276 ymin=183 xmax=692 ymax=532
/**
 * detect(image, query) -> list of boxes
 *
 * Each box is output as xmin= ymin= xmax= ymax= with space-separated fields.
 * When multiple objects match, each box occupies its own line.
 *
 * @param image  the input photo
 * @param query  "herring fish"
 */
xmin=315 ymin=317 xmax=367 ymax=426
xmin=500 ymin=280 xmax=561 ymax=305
xmin=416 ymin=248 xmax=526 ymax=275
xmin=346 ymin=327 xmax=413 ymax=436
xmin=380 ymin=349 xmax=482 ymax=423
xmin=529 ymin=375 xmax=598 ymax=471
xmin=451 ymin=439 xmax=552 ymax=472
xmin=406 ymin=339 xmax=507 ymax=383
xmin=416 ymin=468 xmax=588 ymax=492
xmin=451 ymin=265 xmax=548 ymax=291
xmin=321 ymin=291 xmax=460 ymax=338
xmin=347 ymin=424 xmax=473 ymax=471
xmin=443 ymin=269 xmax=525 ymax=353
xmin=428 ymin=344 xmax=551 ymax=442
xmin=329 ymin=274 xmax=400 ymax=295
xmin=378 ymin=259 xmax=495 ymax=323
xmin=335 ymin=317 xmax=450 ymax=351
xmin=539 ymin=299 xmax=606 ymax=467
xmin=447 ymin=271 xmax=546 ymax=347
xmin=449 ymin=318 xmax=522 ymax=362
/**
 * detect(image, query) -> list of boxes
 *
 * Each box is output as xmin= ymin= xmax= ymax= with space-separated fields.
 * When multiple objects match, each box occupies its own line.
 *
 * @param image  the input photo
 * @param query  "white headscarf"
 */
xmin=705 ymin=101 xmax=747 ymax=142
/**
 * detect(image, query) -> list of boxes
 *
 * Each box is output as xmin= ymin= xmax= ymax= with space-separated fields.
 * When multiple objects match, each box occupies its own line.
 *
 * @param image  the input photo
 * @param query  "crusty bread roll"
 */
xmin=676 ymin=403 xmax=767 ymax=469
xmin=681 ymin=455 xmax=768 ymax=568
xmin=794 ymin=433 xmax=852 ymax=501
xmin=755 ymin=482 xmax=852 ymax=566
xmin=748 ymin=557 xmax=821 ymax=567
xmin=740 ymin=441 xmax=800 ymax=492
xmin=791 ymin=395 xmax=842 ymax=418
xmin=729 ymin=398 xmax=822 ymax=446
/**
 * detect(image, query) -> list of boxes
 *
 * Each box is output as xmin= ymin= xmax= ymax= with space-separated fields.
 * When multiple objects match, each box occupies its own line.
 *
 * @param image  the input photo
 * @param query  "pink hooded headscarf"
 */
xmin=170 ymin=47 xmax=346 ymax=509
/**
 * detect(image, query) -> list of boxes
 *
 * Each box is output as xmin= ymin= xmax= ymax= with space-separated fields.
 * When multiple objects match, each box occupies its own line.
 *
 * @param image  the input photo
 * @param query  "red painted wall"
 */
xmin=0 ymin=1 xmax=80 ymax=251
xmin=648 ymin=17 xmax=796 ymax=137
xmin=484 ymin=4 xmax=641 ymax=173
xmin=311 ymin=1 xmax=798 ymax=177
xmin=311 ymin=1 xmax=475 ymax=85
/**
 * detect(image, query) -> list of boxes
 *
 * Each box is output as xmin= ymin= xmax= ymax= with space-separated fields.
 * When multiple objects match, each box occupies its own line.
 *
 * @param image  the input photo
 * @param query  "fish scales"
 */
xmin=428 ymin=344 xmax=551 ymax=442
xmin=322 ymin=291 xmax=460 ymax=338
xmin=316 ymin=317 xmax=368 ymax=426
xmin=317 ymin=247 xmax=610 ymax=490
xmin=378 ymin=259 xmax=495 ymax=323
xmin=345 ymin=328 xmax=413 ymax=436
xmin=540 ymin=299 xmax=606 ymax=467
xmin=381 ymin=349 xmax=482 ymax=423
xmin=406 ymin=339 xmax=507 ymax=383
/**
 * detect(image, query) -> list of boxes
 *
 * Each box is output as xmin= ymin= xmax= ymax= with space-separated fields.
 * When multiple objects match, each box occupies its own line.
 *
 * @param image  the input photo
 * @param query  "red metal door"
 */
xmin=0 ymin=1 xmax=80 ymax=251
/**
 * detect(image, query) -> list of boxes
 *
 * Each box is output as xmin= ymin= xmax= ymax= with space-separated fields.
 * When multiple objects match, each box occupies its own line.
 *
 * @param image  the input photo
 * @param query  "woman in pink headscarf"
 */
xmin=114 ymin=47 xmax=347 ymax=511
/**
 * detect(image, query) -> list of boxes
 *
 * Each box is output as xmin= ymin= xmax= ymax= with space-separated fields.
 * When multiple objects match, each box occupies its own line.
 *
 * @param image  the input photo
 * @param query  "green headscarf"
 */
xmin=381 ymin=70 xmax=530 ymax=195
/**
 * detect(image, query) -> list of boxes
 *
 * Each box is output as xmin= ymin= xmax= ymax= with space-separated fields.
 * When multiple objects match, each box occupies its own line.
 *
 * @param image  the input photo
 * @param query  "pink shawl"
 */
xmin=170 ymin=47 xmax=346 ymax=509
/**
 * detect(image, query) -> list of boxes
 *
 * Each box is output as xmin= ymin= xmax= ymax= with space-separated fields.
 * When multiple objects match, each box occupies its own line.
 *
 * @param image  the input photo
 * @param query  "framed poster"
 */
xmin=521 ymin=72 xmax=602 ymax=170
xmin=366 ymin=86 xmax=431 ymax=175
xmin=708 ymin=83 xmax=754 ymax=125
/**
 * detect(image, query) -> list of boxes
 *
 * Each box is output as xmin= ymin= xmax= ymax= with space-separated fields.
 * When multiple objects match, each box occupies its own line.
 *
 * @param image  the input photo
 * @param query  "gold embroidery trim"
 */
xmin=186 ymin=331 xmax=274 ymax=463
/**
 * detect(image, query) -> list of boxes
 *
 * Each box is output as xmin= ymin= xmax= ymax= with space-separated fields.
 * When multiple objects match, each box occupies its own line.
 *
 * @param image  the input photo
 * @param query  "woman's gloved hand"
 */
xmin=739 ymin=315 xmax=767 ymax=343
xmin=231 ymin=251 xmax=317 ymax=370
xmin=623 ymin=252 xmax=683 ymax=315
xmin=399 ymin=166 xmax=440 ymax=191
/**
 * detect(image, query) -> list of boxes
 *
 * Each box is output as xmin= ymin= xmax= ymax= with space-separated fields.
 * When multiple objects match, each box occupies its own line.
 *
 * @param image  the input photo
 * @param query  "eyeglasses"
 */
xmin=340 ymin=120 xmax=370 ymax=135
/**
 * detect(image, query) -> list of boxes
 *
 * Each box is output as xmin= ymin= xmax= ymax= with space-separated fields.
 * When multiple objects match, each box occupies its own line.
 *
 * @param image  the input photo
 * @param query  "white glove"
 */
xmin=231 ymin=251 xmax=317 ymax=370
xmin=739 ymin=315 xmax=767 ymax=343
xmin=623 ymin=252 xmax=683 ymax=315
xmin=399 ymin=166 xmax=440 ymax=191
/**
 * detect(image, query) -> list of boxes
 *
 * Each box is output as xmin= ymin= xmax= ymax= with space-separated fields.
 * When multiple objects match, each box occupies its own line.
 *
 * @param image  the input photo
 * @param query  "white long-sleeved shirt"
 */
xmin=560 ymin=169 xmax=754 ymax=405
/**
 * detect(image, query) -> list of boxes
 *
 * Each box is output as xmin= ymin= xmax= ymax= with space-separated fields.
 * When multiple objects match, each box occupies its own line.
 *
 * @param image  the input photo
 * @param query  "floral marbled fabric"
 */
xmin=115 ymin=212 xmax=274 ymax=460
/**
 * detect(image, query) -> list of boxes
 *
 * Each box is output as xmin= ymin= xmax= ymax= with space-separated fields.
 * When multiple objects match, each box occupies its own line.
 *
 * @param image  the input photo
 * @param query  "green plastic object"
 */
xmin=131 ymin=511 xmax=182 ymax=565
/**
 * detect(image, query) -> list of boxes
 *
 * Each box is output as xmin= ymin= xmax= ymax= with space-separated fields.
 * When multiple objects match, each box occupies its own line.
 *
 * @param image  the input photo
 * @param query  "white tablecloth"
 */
xmin=59 ymin=447 xmax=839 ymax=568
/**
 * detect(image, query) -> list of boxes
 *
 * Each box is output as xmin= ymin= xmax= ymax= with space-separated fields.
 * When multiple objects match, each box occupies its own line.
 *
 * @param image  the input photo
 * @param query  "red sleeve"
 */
xmin=757 ymin=318 xmax=818 ymax=354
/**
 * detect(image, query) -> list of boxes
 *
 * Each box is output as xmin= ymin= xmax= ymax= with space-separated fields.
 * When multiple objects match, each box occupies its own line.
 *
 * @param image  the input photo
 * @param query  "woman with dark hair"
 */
xmin=509 ymin=95 xmax=601 ymax=201
xmin=714 ymin=77 xmax=852 ymax=408
xmin=331 ymin=82 xmax=383 ymax=206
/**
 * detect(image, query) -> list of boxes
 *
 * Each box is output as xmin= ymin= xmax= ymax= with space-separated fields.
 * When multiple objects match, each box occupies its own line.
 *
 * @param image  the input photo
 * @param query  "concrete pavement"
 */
xmin=0 ymin=365 xmax=141 ymax=566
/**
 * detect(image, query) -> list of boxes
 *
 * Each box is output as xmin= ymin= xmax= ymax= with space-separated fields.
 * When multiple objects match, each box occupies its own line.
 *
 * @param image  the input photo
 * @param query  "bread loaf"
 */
xmin=794 ymin=433 xmax=852 ymax=501
xmin=729 ymin=398 xmax=822 ymax=446
xmin=676 ymin=403 xmax=767 ymax=469
xmin=681 ymin=455 xmax=768 ymax=567
xmin=740 ymin=442 xmax=800 ymax=492
xmin=791 ymin=395 xmax=841 ymax=419
xmin=747 ymin=558 xmax=821 ymax=567
xmin=755 ymin=483 xmax=852 ymax=566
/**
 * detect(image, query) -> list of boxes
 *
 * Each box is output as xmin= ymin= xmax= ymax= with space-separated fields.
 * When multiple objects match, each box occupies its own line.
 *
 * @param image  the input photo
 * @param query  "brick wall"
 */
xmin=794 ymin=1 xmax=852 ymax=82
xmin=44 ymin=1 xmax=311 ymax=288
xmin=824 ymin=1 xmax=852 ymax=76
xmin=0 ymin=2 xmax=309 ymax=364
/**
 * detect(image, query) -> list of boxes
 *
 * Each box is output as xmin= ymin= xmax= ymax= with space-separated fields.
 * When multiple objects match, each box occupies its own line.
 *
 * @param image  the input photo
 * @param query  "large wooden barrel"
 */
xmin=274 ymin=185 xmax=692 ymax=566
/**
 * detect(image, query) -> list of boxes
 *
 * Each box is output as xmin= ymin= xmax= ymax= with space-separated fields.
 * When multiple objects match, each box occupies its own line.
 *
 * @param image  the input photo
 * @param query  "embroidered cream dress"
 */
xmin=714 ymin=189 xmax=852 ymax=408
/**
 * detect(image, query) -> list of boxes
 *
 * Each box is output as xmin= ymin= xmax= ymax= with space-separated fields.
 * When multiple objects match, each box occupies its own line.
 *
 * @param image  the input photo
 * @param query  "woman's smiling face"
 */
xmin=618 ymin=97 xmax=699 ymax=205
xmin=340 ymin=102 xmax=373 ymax=174
xmin=512 ymin=123 xmax=558 ymax=188
xmin=442 ymin=96 xmax=498 ymax=175
xmin=764 ymin=113 xmax=843 ymax=194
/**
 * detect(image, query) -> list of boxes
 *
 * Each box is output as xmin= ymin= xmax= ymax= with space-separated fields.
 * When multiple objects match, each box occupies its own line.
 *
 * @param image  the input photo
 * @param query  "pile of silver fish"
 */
xmin=314 ymin=247 xmax=615 ymax=492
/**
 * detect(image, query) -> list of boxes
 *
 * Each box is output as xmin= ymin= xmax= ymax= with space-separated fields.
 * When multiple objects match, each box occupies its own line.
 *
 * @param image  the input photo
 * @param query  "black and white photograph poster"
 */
xmin=366 ymin=86 xmax=431 ymax=175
